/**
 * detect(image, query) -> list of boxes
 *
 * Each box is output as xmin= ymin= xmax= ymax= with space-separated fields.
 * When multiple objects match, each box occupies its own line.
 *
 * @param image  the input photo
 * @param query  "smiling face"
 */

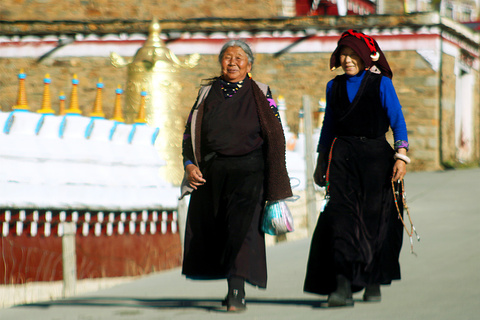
xmin=339 ymin=46 xmax=365 ymax=76
xmin=221 ymin=46 xmax=252 ymax=83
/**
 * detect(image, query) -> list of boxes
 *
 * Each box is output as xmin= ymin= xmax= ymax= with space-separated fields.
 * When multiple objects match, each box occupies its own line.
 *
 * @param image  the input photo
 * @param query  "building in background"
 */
xmin=439 ymin=0 xmax=479 ymax=22
xmin=1 ymin=2 xmax=478 ymax=169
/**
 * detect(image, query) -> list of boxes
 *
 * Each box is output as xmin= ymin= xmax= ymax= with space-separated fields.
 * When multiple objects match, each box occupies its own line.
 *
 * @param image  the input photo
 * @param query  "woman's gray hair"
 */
xmin=218 ymin=40 xmax=254 ymax=65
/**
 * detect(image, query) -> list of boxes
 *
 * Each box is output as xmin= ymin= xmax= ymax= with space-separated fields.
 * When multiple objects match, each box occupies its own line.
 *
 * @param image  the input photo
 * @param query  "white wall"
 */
xmin=0 ymin=111 xmax=179 ymax=211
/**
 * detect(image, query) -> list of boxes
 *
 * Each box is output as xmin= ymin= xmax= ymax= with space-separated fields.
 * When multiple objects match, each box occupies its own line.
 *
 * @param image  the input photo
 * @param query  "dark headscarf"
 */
xmin=330 ymin=29 xmax=393 ymax=79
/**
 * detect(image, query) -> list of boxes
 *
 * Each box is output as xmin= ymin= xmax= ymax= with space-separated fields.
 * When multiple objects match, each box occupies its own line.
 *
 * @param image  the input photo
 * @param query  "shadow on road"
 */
xmin=14 ymin=296 xmax=328 ymax=312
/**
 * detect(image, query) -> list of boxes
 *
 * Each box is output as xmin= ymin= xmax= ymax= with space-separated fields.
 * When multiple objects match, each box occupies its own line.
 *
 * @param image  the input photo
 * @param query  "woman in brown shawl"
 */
xmin=180 ymin=40 xmax=292 ymax=312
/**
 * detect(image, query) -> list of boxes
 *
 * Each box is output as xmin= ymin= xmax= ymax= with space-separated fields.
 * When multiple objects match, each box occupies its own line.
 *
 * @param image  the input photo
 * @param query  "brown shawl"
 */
xmin=251 ymin=81 xmax=293 ymax=201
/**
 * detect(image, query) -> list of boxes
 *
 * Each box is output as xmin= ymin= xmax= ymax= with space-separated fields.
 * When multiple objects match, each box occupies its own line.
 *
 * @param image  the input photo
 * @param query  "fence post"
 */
xmin=62 ymin=222 xmax=77 ymax=298
xmin=302 ymin=95 xmax=318 ymax=236
xmin=177 ymin=197 xmax=188 ymax=248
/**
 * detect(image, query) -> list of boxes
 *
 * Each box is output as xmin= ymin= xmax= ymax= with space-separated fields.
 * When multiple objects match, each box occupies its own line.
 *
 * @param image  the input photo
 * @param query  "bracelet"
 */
xmin=394 ymin=140 xmax=410 ymax=151
xmin=394 ymin=153 xmax=411 ymax=164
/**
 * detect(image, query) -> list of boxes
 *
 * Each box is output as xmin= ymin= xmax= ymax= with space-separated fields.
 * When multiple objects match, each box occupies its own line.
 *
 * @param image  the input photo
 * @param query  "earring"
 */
xmin=370 ymin=52 xmax=380 ymax=61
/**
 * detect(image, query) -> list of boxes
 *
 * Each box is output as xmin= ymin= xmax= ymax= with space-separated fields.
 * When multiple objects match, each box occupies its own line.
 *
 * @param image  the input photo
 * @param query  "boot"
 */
xmin=363 ymin=284 xmax=381 ymax=302
xmin=327 ymin=275 xmax=354 ymax=307
xmin=225 ymin=276 xmax=246 ymax=312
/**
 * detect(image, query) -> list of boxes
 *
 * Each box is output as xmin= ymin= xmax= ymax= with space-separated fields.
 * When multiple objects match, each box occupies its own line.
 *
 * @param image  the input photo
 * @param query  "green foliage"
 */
xmin=442 ymin=159 xmax=480 ymax=170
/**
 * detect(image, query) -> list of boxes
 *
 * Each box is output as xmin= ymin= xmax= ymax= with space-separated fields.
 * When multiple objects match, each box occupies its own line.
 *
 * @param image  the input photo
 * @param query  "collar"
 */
xmin=345 ymin=69 xmax=366 ymax=80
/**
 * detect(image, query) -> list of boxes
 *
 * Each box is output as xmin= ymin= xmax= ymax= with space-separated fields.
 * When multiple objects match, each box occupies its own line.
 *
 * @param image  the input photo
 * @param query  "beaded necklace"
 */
xmin=220 ymin=77 xmax=245 ymax=98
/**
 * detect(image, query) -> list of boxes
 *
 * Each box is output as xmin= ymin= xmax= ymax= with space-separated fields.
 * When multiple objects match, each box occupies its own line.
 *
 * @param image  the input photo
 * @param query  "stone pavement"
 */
xmin=1 ymin=168 xmax=479 ymax=320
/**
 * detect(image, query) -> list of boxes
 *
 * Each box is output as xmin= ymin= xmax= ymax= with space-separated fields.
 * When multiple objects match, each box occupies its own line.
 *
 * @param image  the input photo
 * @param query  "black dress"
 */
xmin=304 ymin=72 xmax=404 ymax=295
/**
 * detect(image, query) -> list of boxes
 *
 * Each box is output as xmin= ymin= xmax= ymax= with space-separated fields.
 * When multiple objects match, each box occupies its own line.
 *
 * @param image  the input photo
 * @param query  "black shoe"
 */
xmin=226 ymin=276 xmax=246 ymax=312
xmin=226 ymin=289 xmax=246 ymax=312
xmin=327 ymin=275 xmax=354 ymax=307
xmin=363 ymin=284 xmax=381 ymax=302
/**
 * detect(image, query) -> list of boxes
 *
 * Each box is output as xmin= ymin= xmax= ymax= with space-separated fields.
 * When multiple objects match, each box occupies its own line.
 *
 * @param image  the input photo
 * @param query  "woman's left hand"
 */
xmin=392 ymin=148 xmax=408 ymax=181
xmin=392 ymin=160 xmax=407 ymax=181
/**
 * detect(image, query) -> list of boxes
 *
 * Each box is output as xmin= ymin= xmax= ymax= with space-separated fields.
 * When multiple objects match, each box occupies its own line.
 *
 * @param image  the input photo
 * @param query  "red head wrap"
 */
xmin=330 ymin=29 xmax=393 ymax=79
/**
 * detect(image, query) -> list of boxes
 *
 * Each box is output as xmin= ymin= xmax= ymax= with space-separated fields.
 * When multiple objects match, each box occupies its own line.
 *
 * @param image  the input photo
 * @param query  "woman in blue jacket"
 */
xmin=304 ymin=30 xmax=410 ymax=307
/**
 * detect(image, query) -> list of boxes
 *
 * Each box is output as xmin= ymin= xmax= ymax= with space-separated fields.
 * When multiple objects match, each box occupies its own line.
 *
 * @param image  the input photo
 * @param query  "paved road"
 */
xmin=1 ymin=168 xmax=480 ymax=320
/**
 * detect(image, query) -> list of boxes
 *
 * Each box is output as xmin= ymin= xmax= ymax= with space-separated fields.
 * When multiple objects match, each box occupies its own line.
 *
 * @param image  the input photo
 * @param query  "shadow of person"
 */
xmin=247 ymin=297 xmax=326 ymax=309
xmin=15 ymin=296 xmax=328 ymax=311
xmin=16 ymin=297 xmax=223 ymax=312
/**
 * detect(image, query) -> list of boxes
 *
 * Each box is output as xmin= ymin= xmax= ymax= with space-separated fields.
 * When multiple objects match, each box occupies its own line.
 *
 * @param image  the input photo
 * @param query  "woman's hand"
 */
xmin=185 ymin=164 xmax=206 ymax=190
xmin=392 ymin=148 xmax=408 ymax=181
xmin=313 ymin=152 xmax=327 ymax=187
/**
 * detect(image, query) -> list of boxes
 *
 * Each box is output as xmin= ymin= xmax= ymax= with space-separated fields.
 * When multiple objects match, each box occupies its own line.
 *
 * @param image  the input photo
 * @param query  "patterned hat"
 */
xmin=330 ymin=29 xmax=393 ymax=79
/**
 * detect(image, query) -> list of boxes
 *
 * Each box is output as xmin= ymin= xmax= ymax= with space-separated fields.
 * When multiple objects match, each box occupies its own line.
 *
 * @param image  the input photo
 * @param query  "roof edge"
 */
xmin=1 ymin=12 xmax=478 ymax=46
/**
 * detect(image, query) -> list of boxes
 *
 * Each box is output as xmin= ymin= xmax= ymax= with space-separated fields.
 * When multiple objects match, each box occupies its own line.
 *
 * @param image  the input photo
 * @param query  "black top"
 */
xmin=201 ymin=77 xmax=263 ymax=157
xmin=330 ymin=72 xmax=390 ymax=139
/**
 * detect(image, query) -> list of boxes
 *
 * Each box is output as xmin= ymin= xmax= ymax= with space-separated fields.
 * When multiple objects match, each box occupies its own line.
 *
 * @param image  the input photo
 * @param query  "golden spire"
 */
xmin=134 ymin=90 xmax=147 ymax=124
xmin=111 ymin=85 xmax=125 ymax=122
xmin=90 ymin=78 xmax=105 ymax=118
xmin=37 ymin=74 xmax=55 ymax=114
xmin=13 ymin=69 xmax=29 ymax=110
xmin=58 ymin=91 xmax=66 ymax=115
xmin=144 ymin=17 xmax=163 ymax=48
xmin=66 ymin=74 xmax=82 ymax=115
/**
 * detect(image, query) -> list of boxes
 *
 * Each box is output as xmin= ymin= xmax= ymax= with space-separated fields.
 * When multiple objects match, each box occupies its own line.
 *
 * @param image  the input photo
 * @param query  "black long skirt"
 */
xmin=304 ymin=136 xmax=404 ymax=295
xmin=182 ymin=149 xmax=267 ymax=288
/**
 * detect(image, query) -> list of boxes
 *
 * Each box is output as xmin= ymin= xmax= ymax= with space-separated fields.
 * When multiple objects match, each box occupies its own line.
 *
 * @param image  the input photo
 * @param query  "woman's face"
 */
xmin=339 ymin=46 xmax=365 ymax=76
xmin=221 ymin=46 xmax=252 ymax=82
